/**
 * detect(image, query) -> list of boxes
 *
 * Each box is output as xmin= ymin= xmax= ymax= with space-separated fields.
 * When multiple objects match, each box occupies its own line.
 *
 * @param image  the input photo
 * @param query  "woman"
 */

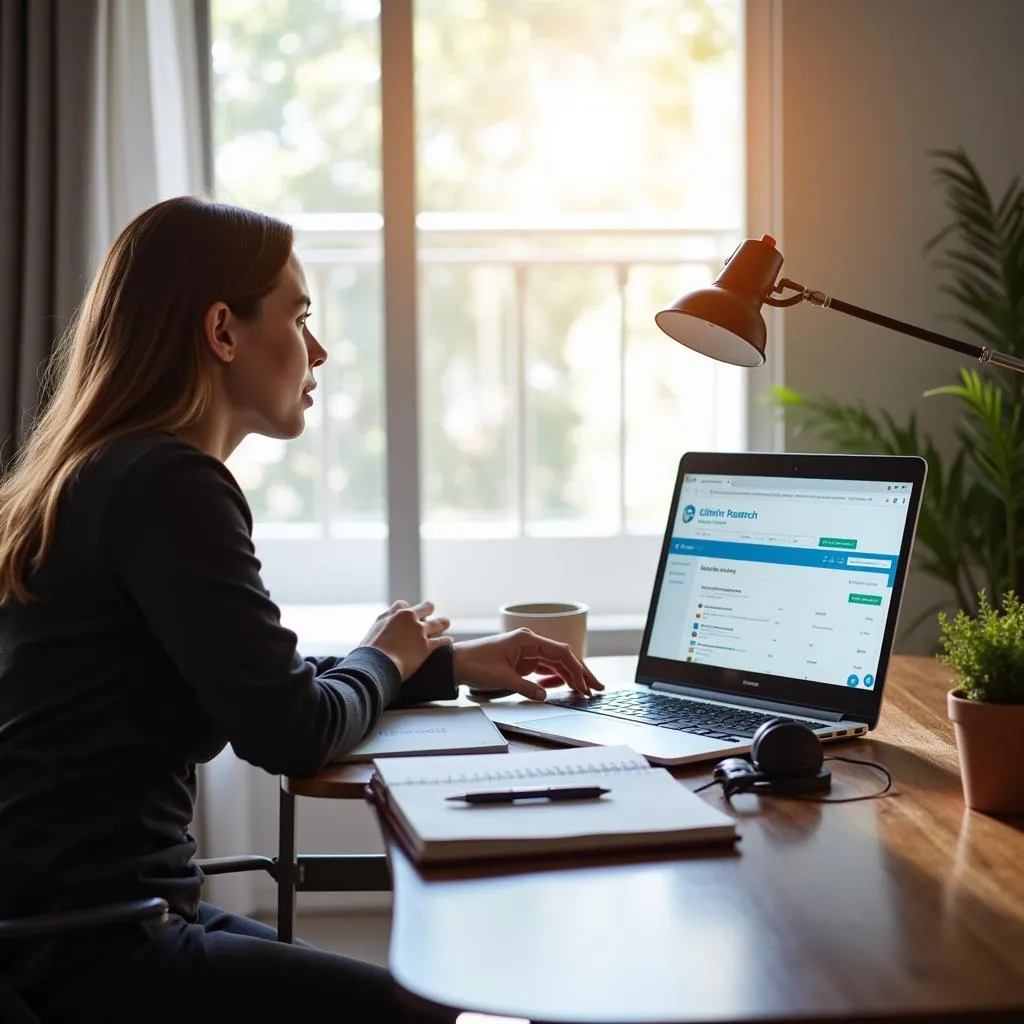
xmin=0 ymin=196 xmax=601 ymax=1023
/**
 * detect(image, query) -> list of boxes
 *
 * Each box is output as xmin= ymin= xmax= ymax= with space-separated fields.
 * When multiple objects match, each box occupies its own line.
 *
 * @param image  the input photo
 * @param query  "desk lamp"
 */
xmin=654 ymin=234 xmax=1024 ymax=375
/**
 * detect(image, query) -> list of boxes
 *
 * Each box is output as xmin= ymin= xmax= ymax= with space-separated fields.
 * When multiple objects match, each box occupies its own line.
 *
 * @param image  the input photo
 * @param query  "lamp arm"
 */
xmin=766 ymin=278 xmax=1024 ymax=375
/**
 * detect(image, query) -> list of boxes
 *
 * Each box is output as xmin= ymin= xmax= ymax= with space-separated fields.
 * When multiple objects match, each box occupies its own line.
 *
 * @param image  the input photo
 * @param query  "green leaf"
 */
xmin=926 ymin=149 xmax=1024 ymax=361
xmin=938 ymin=591 xmax=1024 ymax=702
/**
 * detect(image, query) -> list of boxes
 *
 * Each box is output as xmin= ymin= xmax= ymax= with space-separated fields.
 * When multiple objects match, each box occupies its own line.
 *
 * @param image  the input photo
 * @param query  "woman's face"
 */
xmin=222 ymin=254 xmax=327 ymax=440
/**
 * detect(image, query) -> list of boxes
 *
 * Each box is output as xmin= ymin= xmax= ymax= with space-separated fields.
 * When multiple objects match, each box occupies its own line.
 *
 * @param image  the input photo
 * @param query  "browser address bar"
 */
xmin=706 ymin=488 xmax=877 ymax=502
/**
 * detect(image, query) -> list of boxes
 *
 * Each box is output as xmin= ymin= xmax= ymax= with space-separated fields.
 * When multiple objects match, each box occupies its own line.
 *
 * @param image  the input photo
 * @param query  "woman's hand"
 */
xmin=359 ymin=600 xmax=452 ymax=680
xmin=452 ymin=629 xmax=604 ymax=701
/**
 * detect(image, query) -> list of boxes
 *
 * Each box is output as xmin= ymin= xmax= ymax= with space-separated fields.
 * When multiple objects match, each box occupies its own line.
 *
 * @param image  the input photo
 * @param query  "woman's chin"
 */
xmin=263 ymin=416 xmax=306 ymax=441
xmin=249 ymin=405 xmax=308 ymax=440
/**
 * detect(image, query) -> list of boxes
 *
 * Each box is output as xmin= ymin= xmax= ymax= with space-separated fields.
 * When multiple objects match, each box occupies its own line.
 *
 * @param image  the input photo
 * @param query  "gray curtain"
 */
xmin=0 ymin=0 xmax=213 ymax=470
xmin=0 ymin=0 xmax=101 ymax=468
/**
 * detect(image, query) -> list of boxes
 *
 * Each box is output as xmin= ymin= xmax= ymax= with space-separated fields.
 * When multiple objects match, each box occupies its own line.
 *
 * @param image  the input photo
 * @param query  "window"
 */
xmin=212 ymin=0 xmax=744 ymax=622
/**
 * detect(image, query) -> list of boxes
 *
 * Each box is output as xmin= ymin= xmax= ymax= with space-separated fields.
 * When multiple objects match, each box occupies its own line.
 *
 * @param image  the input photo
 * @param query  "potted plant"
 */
xmin=942 ymin=590 xmax=1024 ymax=814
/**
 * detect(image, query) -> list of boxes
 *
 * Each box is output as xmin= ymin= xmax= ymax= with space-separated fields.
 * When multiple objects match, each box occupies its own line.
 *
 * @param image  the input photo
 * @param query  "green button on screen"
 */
xmin=819 ymin=537 xmax=857 ymax=549
xmin=849 ymin=593 xmax=883 ymax=605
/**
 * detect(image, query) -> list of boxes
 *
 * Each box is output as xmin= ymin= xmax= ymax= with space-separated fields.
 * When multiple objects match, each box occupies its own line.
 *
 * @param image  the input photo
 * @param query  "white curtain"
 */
xmin=87 ymin=0 xmax=210 ymax=270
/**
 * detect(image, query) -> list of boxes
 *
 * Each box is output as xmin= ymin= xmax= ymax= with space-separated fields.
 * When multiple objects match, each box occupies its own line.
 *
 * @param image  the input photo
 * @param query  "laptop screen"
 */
xmin=646 ymin=471 xmax=916 ymax=692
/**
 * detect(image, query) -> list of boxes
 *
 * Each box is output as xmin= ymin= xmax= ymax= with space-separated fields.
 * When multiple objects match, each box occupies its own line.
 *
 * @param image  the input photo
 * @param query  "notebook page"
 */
xmin=404 ymin=768 xmax=733 ymax=845
xmin=374 ymin=743 xmax=653 ymax=788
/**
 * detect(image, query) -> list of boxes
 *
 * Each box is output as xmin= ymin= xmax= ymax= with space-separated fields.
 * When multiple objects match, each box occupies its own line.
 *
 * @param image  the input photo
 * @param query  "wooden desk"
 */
xmin=370 ymin=655 xmax=1024 ymax=1023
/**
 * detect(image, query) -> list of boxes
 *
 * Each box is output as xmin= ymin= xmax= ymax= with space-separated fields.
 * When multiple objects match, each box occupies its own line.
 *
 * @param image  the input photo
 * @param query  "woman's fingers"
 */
xmin=421 ymin=615 xmax=451 ymax=637
xmin=514 ymin=635 xmax=604 ymax=695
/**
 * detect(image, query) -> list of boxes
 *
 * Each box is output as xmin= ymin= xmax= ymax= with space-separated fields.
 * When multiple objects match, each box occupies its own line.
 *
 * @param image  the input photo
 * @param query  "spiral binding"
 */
xmin=394 ymin=758 xmax=658 ymax=786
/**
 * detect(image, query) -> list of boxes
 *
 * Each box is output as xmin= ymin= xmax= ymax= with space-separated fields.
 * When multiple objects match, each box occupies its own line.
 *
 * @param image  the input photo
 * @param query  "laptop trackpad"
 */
xmin=483 ymin=701 xmax=583 ymax=725
xmin=537 ymin=713 xmax=730 ymax=757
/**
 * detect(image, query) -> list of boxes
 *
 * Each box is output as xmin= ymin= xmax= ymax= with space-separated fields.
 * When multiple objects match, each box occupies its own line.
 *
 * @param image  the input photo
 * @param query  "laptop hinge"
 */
xmin=649 ymin=680 xmax=844 ymax=723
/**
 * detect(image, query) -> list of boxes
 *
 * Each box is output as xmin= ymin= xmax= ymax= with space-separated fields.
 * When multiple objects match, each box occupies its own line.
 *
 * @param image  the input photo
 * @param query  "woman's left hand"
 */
xmin=452 ymin=629 xmax=604 ymax=701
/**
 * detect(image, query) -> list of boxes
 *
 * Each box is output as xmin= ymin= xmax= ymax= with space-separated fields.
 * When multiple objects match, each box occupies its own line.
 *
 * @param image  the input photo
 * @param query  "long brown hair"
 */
xmin=0 ymin=196 xmax=293 ymax=604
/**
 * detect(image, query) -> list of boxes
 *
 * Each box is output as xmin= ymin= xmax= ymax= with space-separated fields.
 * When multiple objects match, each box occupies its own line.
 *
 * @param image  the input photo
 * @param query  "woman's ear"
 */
xmin=203 ymin=302 xmax=238 ymax=364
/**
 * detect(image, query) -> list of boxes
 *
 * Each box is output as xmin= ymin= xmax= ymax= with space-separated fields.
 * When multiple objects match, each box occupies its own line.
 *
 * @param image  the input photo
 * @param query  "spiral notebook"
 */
xmin=367 ymin=744 xmax=737 ymax=865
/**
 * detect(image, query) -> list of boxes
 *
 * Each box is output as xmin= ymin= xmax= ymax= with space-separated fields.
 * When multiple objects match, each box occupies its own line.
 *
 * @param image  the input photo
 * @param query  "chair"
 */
xmin=0 ymin=856 xmax=276 ymax=1024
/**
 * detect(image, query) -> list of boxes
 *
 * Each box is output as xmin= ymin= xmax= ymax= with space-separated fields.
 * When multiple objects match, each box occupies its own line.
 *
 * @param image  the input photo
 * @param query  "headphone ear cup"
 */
xmin=712 ymin=723 xmax=832 ymax=798
xmin=751 ymin=719 xmax=824 ymax=777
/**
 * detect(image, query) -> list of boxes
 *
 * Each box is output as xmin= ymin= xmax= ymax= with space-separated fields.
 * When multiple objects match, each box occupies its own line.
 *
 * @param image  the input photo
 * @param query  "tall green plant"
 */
xmin=772 ymin=149 xmax=1024 ymax=637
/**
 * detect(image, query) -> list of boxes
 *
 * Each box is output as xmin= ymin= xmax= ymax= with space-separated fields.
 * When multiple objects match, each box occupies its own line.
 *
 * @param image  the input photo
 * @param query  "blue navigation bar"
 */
xmin=669 ymin=538 xmax=898 ymax=587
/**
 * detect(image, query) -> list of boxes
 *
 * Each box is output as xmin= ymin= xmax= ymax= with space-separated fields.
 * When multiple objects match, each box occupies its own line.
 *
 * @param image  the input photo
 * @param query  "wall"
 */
xmin=760 ymin=0 xmax=1024 ymax=654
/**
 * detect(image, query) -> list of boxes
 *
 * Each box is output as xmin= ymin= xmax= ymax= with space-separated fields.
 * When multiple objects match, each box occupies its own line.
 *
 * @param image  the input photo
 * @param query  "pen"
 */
xmin=445 ymin=785 xmax=611 ymax=805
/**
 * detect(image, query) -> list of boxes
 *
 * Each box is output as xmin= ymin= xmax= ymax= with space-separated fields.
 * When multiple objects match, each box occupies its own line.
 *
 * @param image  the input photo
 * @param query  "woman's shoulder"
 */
xmin=92 ymin=430 xmax=226 ymax=475
xmin=79 ymin=431 xmax=242 ymax=506
xmin=33 ymin=432 xmax=250 ymax=573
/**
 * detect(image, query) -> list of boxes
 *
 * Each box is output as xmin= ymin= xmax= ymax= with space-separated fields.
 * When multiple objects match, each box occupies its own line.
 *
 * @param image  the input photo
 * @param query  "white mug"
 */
xmin=499 ymin=601 xmax=588 ymax=660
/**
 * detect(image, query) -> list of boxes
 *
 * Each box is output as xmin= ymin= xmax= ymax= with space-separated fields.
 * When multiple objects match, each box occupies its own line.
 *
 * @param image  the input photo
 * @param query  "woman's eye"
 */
xmin=296 ymin=313 xmax=310 ymax=329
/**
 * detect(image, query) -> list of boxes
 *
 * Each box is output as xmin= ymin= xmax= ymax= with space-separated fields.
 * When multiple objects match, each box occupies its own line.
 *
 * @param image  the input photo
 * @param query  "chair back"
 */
xmin=0 ymin=897 xmax=169 ymax=1023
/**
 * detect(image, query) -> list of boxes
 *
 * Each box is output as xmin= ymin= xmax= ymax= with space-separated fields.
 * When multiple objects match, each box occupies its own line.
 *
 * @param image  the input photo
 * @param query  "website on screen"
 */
xmin=647 ymin=474 xmax=914 ymax=689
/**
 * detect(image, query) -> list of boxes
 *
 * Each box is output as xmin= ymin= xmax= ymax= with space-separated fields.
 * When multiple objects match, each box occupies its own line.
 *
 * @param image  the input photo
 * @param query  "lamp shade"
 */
xmin=655 ymin=235 xmax=784 ymax=367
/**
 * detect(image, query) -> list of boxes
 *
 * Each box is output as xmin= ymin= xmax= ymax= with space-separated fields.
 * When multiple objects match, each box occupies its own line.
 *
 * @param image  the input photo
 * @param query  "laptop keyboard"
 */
xmin=543 ymin=689 xmax=823 ymax=742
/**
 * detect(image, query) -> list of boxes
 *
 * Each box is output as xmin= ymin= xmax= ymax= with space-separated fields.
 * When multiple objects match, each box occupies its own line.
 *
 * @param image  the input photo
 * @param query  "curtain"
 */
xmin=0 ymin=0 xmax=102 ymax=468
xmin=0 ymin=0 xmax=211 ymax=468
xmin=89 ymin=0 xmax=211 ymax=270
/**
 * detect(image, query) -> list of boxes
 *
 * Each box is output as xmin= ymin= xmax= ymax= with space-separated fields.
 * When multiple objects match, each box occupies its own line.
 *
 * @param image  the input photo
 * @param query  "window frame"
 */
xmin=219 ymin=0 xmax=758 ymax=620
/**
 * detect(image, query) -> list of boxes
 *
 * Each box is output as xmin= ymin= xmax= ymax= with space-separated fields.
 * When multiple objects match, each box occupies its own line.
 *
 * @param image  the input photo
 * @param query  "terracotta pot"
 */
xmin=948 ymin=690 xmax=1024 ymax=814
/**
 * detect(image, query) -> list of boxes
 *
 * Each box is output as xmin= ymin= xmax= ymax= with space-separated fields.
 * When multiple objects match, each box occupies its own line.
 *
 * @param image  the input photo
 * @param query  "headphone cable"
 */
xmin=812 ymin=754 xmax=893 ymax=803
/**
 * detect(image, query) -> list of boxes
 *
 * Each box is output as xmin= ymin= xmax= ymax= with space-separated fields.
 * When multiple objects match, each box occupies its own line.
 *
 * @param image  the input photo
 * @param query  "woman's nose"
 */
xmin=306 ymin=329 xmax=327 ymax=367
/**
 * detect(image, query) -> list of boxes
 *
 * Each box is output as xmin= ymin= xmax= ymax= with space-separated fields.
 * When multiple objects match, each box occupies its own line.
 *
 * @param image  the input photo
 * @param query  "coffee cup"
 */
xmin=499 ymin=601 xmax=589 ymax=660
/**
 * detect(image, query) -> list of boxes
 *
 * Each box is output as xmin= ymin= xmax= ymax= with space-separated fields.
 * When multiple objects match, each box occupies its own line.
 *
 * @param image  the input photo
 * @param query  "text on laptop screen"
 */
xmin=647 ymin=473 xmax=915 ymax=690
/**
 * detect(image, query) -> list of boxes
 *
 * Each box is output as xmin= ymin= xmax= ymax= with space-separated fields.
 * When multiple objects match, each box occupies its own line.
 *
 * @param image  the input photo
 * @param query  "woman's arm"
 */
xmin=104 ymin=441 xmax=407 ymax=776
xmin=308 ymin=644 xmax=456 ymax=708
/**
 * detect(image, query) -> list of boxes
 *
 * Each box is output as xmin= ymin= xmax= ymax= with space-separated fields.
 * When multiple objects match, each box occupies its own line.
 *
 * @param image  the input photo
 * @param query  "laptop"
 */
xmin=484 ymin=450 xmax=927 ymax=765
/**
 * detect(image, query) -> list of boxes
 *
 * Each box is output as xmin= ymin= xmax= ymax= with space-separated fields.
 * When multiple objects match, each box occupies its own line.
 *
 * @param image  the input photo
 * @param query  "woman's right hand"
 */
xmin=359 ymin=600 xmax=452 ymax=679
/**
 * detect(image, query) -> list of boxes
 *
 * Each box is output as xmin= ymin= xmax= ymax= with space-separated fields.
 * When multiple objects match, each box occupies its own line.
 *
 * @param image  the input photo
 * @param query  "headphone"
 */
xmin=704 ymin=718 xmax=893 ymax=802
xmin=711 ymin=719 xmax=832 ymax=797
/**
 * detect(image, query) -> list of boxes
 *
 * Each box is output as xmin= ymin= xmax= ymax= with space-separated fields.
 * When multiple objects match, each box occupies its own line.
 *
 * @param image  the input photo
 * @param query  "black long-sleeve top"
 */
xmin=0 ymin=431 xmax=456 ymax=944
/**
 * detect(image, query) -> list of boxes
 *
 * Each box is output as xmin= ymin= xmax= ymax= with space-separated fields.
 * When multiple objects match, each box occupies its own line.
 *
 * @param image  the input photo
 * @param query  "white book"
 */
xmin=368 ymin=744 xmax=737 ymax=865
xmin=334 ymin=706 xmax=509 ymax=763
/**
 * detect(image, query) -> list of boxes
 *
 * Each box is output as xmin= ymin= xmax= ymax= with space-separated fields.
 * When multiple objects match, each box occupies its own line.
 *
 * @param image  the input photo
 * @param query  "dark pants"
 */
xmin=21 ymin=902 xmax=457 ymax=1023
